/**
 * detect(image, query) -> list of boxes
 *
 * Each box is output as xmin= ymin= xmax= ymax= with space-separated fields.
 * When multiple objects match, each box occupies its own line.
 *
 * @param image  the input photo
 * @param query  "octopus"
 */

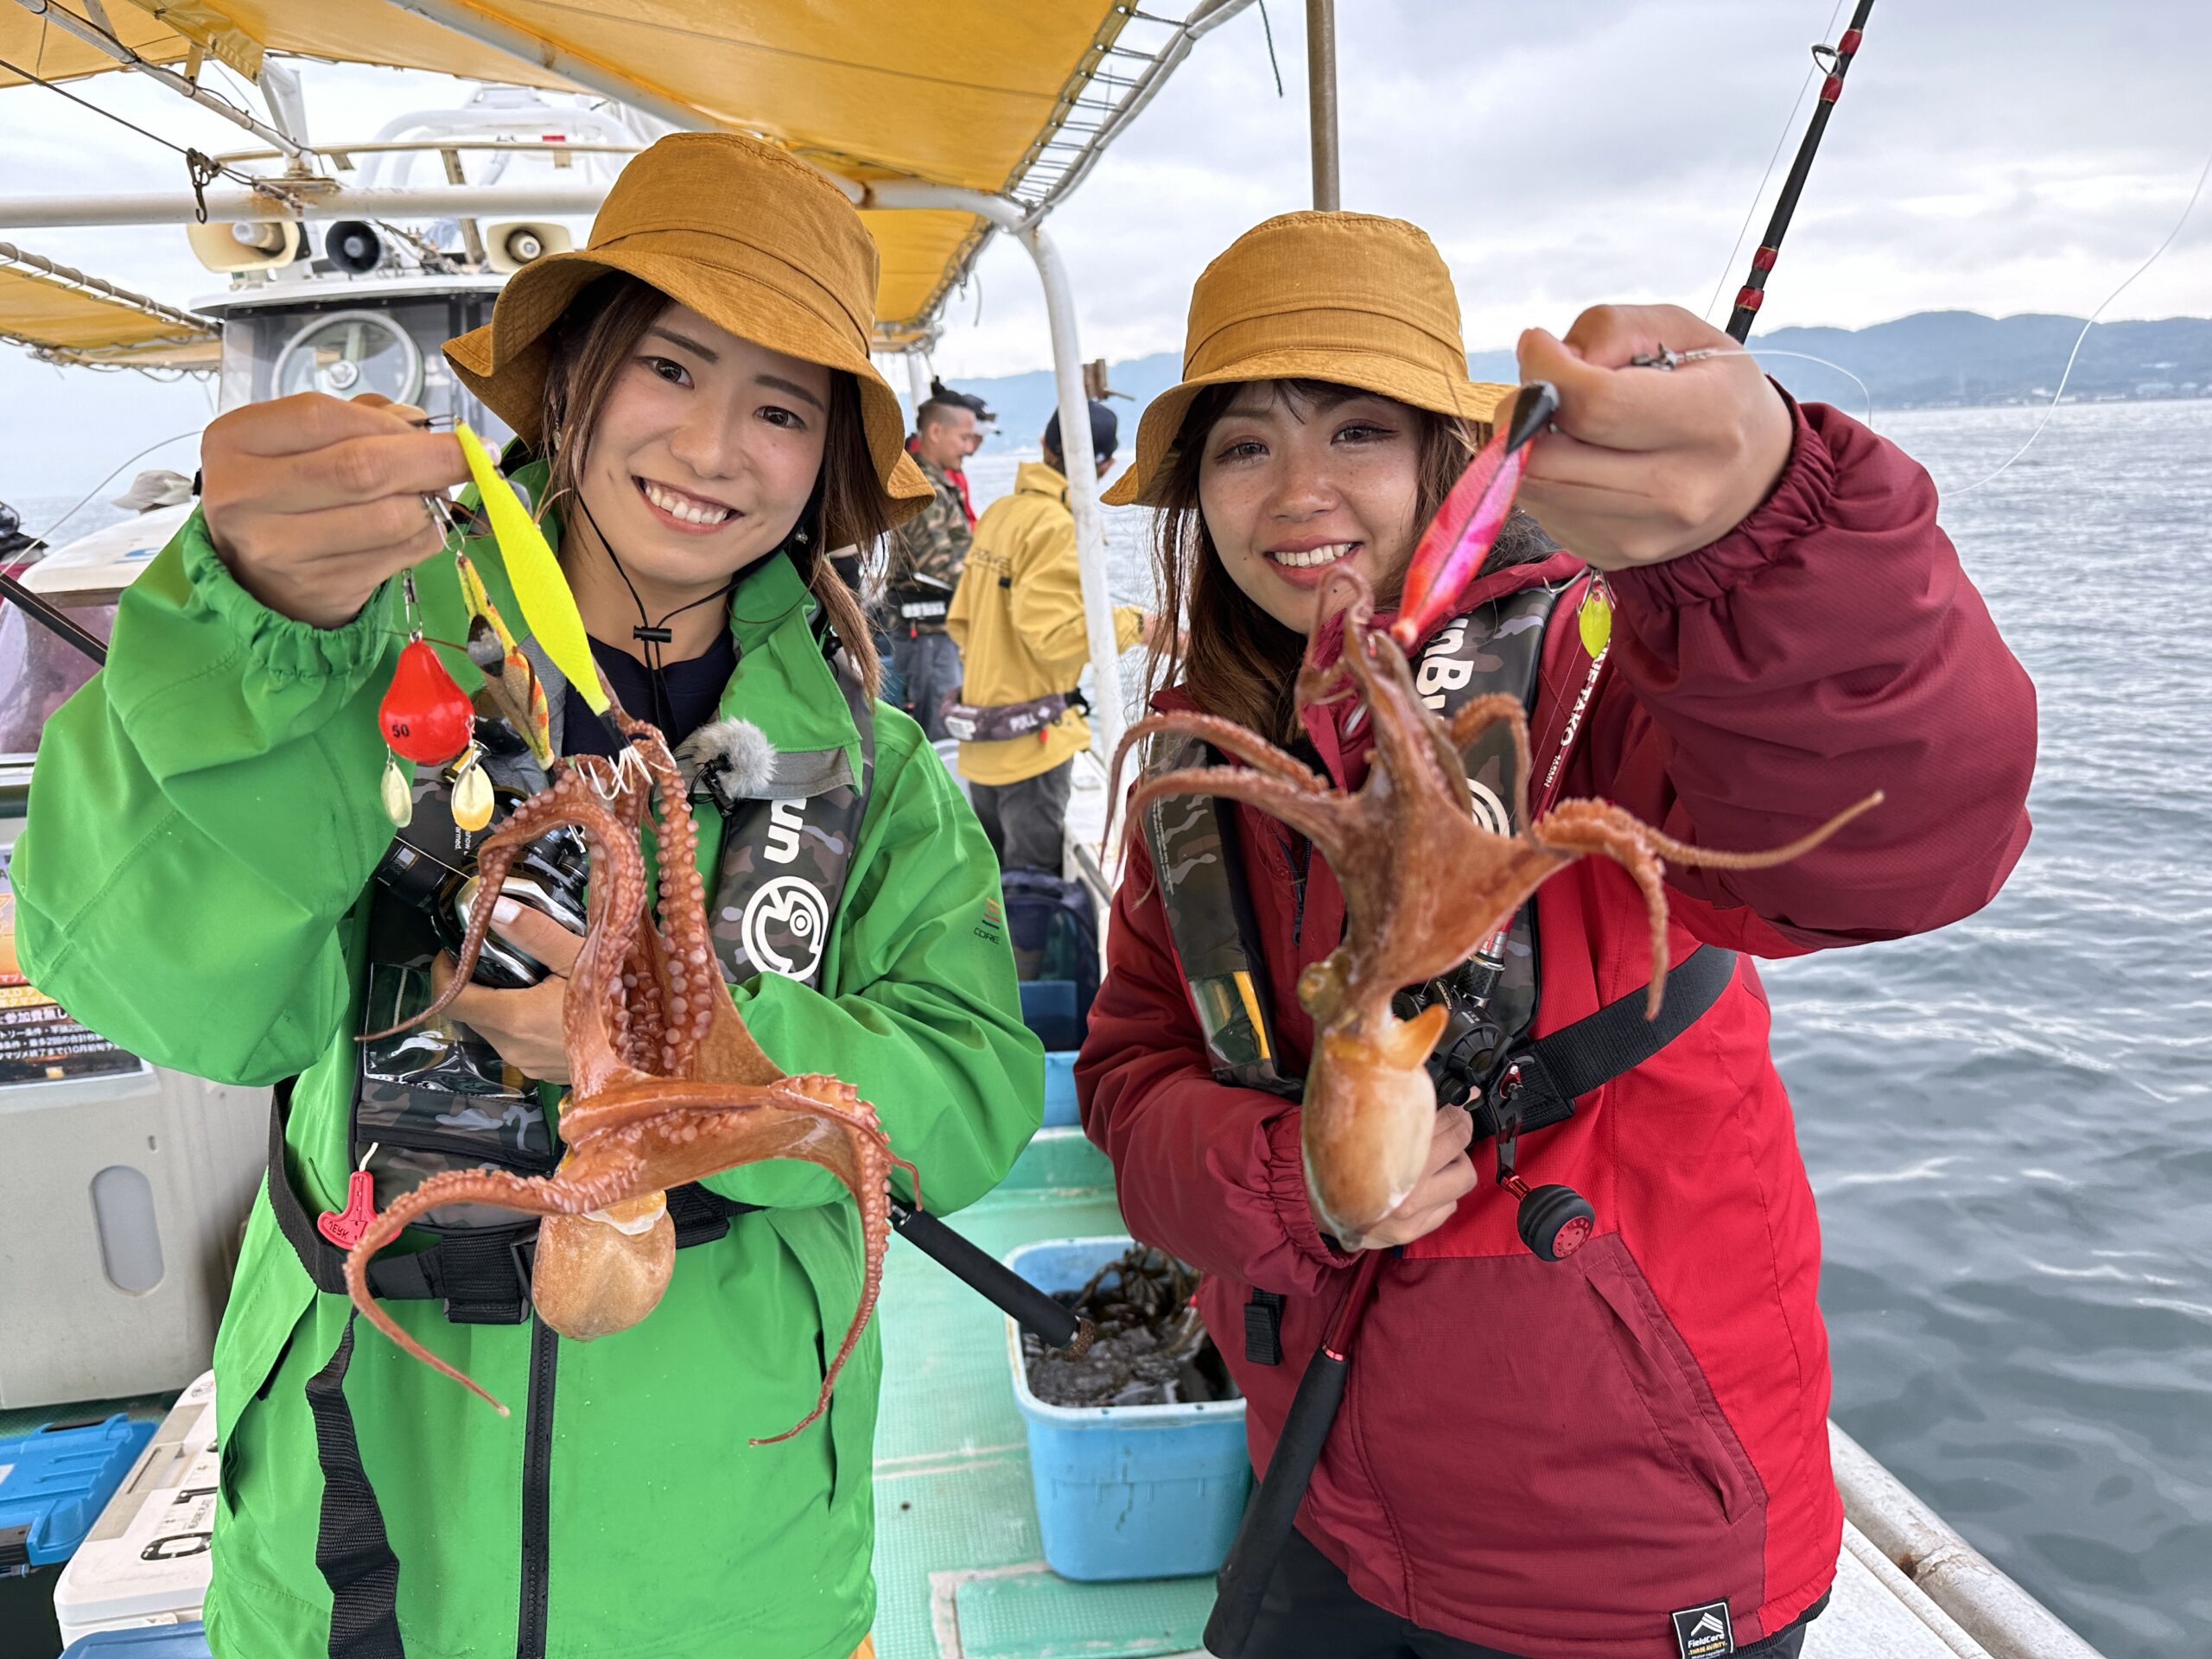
xmin=1114 ymin=567 xmax=1879 ymax=1248
xmin=349 ymin=705 xmax=913 ymax=1445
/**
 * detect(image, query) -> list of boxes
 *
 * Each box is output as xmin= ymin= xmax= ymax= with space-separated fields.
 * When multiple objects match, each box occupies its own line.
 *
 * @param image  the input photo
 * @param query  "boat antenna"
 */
xmin=1721 ymin=0 xmax=1876 ymax=343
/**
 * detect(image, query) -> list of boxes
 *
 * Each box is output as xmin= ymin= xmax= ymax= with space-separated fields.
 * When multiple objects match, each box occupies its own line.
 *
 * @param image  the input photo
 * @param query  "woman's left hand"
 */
xmin=431 ymin=898 xmax=588 ymax=1084
xmin=1512 ymin=303 xmax=1795 ymax=572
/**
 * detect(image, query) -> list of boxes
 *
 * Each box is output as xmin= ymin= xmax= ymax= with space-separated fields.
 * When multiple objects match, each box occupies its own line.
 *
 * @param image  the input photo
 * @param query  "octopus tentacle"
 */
xmin=1524 ymin=801 xmax=1677 ymax=1016
xmin=1444 ymin=693 xmax=1536 ymax=828
xmin=1128 ymin=765 xmax=1371 ymax=876
xmin=343 ymin=1166 xmax=594 ymax=1414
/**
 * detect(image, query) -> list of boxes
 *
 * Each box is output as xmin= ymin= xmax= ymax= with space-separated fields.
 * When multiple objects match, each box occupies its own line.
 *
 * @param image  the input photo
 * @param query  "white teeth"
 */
xmin=1270 ymin=542 xmax=1356 ymax=569
xmin=641 ymin=480 xmax=733 ymax=525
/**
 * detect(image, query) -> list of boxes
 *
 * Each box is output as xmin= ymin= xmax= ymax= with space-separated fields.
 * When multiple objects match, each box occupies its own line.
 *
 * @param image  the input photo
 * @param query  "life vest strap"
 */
xmin=266 ymin=1086 xmax=758 ymax=1325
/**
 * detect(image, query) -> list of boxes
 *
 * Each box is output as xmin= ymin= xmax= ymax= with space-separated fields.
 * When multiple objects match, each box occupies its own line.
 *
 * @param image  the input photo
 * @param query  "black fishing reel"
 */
xmin=371 ymin=719 xmax=590 ymax=989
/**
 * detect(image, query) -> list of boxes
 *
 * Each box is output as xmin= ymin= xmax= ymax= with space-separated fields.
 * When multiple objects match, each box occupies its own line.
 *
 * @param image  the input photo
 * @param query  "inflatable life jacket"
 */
xmin=1141 ymin=581 xmax=1738 ymax=1293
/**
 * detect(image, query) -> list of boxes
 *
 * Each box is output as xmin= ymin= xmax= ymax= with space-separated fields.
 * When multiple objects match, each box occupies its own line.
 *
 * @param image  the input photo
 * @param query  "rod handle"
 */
xmin=887 ymin=1198 xmax=1085 ymax=1351
xmin=1203 ymin=1344 xmax=1351 ymax=1658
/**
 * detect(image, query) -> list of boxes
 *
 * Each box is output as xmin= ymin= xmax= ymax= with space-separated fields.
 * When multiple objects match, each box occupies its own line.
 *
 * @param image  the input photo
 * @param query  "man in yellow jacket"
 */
xmin=946 ymin=400 xmax=1148 ymax=872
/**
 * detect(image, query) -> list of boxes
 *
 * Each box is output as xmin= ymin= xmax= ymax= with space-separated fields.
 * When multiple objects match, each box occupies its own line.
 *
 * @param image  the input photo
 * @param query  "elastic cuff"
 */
xmin=1265 ymin=1109 xmax=1357 ymax=1270
xmin=179 ymin=508 xmax=394 ymax=683
xmin=1609 ymin=390 xmax=1835 ymax=611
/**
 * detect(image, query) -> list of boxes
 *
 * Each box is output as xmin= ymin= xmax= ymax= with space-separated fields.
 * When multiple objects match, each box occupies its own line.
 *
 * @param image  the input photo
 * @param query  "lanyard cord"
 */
xmin=571 ymin=492 xmax=734 ymax=735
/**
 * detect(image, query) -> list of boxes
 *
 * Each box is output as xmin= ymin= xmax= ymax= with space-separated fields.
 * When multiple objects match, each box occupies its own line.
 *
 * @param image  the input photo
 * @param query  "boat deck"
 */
xmin=868 ymin=1126 xmax=1990 ymax=1659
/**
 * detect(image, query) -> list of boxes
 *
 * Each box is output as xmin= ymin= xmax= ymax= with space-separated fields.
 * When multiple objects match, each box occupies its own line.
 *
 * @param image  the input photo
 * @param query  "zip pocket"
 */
xmin=1581 ymin=1241 xmax=1761 ymax=1525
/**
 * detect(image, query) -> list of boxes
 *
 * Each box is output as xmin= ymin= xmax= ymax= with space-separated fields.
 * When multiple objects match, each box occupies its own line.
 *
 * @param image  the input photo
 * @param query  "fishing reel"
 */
xmin=1392 ymin=966 xmax=1597 ymax=1263
xmin=371 ymin=718 xmax=590 ymax=989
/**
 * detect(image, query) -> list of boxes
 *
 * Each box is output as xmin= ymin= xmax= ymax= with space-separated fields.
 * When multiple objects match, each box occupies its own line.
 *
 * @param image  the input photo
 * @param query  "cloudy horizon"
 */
xmin=3 ymin=0 xmax=2208 ymax=493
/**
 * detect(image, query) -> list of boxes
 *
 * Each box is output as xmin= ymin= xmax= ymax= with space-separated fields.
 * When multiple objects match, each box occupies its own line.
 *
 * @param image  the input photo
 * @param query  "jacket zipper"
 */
xmin=516 ymin=1314 xmax=558 ymax=1659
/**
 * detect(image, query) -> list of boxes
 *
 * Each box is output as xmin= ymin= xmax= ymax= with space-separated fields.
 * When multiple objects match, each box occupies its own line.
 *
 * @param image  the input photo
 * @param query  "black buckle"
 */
xmin=431 ymin=1226 xmax=537 ymax=1325
xmin=1470 ymin=1046 xmax=1568 ymax=1141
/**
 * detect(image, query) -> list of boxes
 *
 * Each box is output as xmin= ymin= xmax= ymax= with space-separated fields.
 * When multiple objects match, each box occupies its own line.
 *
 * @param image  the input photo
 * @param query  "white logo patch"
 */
xmin=741 ymin=875 xmax=829 ymax=981
xmin=1465 ymin=777 xmax=1512 ymax=838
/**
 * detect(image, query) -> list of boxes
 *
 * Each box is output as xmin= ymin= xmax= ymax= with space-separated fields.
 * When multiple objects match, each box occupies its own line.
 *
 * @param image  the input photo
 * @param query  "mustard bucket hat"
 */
xmin=1103 ymin=211 xmax=1516 ymax=507
xmin=444 ymin=130 xmax=931 ymax=524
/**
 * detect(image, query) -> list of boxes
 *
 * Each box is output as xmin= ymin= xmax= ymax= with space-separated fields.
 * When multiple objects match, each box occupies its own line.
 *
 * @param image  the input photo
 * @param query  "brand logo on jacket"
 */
xmin=741 ymin=875 xmax=829 ymax=980
xmin=1672 ymin=1600 xmax=1735 ymax=1658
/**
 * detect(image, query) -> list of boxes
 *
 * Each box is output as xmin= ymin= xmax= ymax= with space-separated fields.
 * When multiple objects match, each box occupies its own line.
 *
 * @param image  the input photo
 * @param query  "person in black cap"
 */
xmin=944 ymin=399 xmax=1154 ymax=872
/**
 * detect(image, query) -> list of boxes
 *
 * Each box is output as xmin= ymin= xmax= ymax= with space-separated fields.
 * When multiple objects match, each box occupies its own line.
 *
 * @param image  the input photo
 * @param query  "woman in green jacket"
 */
xmin=13 ymin=132 xmax=1041 ymax=1659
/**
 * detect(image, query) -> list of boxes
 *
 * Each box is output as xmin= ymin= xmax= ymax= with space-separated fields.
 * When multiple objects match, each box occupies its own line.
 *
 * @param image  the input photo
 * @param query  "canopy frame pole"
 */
xmin=903 ymin=352 xmax=931 ymax=416
xmin=0 ymin=181 xmax=612 ymax=227
xmin=867 ymin=179 xmax=1127 ymax=764
xmin=1306 ymin=0 xmax=1339 ymax=210
xmin=0 ymin=239 xmax=213 ymax=333
xmin=4 ymin=0 xmax=311 ymax=162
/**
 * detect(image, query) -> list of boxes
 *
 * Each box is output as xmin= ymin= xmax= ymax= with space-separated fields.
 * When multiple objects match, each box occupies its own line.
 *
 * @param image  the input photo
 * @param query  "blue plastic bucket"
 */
xmin=1040 ymin=1051 xmax=1079 ymax=1127
xmin=1005 ymin=1236 xmax=1250 ymax=1581
xmin=61 ymin=1624 xmax=211 ymax=1657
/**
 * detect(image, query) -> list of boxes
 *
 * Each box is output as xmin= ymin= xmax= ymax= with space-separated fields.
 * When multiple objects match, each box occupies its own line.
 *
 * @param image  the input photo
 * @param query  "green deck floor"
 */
xmin=869 ymin=1127 xmax=1215 ymax=1659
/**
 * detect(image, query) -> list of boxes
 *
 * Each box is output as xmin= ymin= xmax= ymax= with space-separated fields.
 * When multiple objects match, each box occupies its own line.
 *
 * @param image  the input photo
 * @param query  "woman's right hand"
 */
xmin=200 ymin=391 xmax=469 ymax=629
xmin=1339 ymin=1104 xmax=1478 ymax=1250
xmin=429 ymin=896 xmax=588 ymax=1085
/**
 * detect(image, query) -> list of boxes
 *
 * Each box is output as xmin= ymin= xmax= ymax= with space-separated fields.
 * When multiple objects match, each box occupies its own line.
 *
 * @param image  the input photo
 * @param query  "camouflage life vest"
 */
xmin=1141 ymin=583 xmax=1563 ymax=1100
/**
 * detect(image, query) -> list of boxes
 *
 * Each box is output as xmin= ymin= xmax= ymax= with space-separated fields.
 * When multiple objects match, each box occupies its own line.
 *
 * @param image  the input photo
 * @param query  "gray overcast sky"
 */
xmin=3 ymin=1 xmax=2209 ymax=493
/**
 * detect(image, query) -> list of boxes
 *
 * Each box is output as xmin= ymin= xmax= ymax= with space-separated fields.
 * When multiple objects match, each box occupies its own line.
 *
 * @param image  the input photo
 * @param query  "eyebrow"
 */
xmin=753 ymin=372 xmax=826 ymax=413
xmin=1218 ymin=385 xmax=1370 ymax=423
xmin=647 ymin=326 xmax=718 ymax=362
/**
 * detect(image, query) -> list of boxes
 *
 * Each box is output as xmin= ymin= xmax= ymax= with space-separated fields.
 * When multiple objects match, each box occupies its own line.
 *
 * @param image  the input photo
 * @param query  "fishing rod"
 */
xmin=1725 ymin=0 xmax=1876 ymax=344
xmin=0 ymin=570 xmax=108 ymax=664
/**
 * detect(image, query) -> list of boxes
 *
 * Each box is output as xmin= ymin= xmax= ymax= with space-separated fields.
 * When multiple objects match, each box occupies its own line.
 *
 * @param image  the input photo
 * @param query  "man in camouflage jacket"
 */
xmin=887 ymin=392 xmax=976 ymax=739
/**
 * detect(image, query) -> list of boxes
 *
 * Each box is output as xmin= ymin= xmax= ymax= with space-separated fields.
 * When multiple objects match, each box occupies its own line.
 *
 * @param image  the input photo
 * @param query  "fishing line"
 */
xmin=1627 ymin=345 xmax=1874 ymax=426
xmin=1704 ymin=0 xmax=1852 ymax=325
xmin=30 ymin=428 xmax=204 ymax=544
xmin=1946 ymin=140 xmax=2212 ymax=499
xmin=1254 ymin=1 xmax=1285 ymax=98
xmin=0 ymin=48 xmax=307 ymax=218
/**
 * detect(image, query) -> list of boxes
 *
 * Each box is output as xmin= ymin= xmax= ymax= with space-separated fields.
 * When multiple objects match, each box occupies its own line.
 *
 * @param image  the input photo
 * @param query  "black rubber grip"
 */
xmin=1204 ymin=1344 xmax=1351 ymax=1657
xmin=887 ymin=1197 xmax=1084 ymax=1350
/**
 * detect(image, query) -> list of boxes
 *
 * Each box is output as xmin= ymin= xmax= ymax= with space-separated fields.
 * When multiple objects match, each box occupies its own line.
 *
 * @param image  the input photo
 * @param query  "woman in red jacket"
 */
xmin=1077 ymin=211 xmax=2036 ymax=1659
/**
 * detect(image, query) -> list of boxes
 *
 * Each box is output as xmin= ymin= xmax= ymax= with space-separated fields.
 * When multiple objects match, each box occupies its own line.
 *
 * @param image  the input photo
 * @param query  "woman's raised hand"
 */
xmin=1513 ymin=303 xmax=1795 ymax=572
xmin=200 ymin=391 xmax=470 ymax=628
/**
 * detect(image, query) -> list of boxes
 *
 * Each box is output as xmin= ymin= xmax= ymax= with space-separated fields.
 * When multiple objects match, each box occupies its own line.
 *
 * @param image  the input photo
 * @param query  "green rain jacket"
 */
xmin=12 ymin=470 xmax=1042 ymax=1659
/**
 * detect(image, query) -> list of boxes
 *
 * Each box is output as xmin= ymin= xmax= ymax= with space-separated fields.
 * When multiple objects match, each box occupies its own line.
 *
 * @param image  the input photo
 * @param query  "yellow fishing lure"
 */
xmin=454 ymin=423 xmax=609 ymax=715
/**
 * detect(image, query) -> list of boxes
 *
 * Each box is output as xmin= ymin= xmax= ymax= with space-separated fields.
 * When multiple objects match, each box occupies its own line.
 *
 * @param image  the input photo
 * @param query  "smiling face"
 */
xmin=565 ymin=301 xmax=831 ymax=606
xmin=1196 ymin=383 xmax=1429 ymax=636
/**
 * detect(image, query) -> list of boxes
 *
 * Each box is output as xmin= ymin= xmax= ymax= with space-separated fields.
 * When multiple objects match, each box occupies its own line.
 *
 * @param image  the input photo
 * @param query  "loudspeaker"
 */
xmin=323 ymin=221 xmax=385 ymax=274
xmin=484 ymin=220 xmax=572 ymax=273
xmin=184 ymin=219 xmax=302 ymax=273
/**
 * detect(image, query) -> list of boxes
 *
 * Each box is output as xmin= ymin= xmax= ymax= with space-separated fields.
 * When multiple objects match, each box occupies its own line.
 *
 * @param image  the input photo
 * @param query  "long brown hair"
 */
xmin=1142 ymin=378 xmax=1551 ymax=743
xmin=537 ymin=272 xmax=890 ymax=698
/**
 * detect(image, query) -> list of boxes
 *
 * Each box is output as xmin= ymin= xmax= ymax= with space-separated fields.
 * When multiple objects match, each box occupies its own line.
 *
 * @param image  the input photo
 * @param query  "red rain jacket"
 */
xmin=1077 ymin=403 xmax=2036 ymax=1658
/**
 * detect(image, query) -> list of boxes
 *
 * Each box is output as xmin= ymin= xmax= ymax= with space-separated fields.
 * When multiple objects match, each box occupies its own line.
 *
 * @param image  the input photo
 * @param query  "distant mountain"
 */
xmin=925 ymin=312 xmax=2212 ymax=447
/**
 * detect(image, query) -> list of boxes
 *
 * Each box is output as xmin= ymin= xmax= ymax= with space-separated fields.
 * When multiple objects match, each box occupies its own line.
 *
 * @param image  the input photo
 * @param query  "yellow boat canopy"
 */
xmin=0 ymin=242 xmax=219 ymax=370
xmin=0 ymin=0 xmax=1179 ymax=341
